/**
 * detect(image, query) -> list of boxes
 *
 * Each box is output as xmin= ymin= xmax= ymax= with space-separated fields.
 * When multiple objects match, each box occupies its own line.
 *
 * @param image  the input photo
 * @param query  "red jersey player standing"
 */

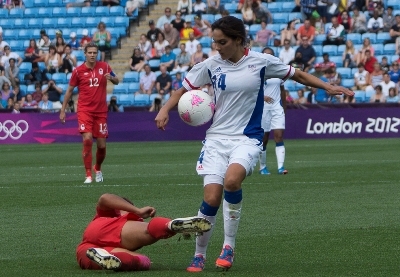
xmin=60 ymin=42 xmax=119 ymax=183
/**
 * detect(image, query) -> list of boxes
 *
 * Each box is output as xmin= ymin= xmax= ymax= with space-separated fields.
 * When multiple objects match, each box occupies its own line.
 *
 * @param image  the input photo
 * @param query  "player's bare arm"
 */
xmin=59 ymin=85 xmax=75 ymax=124
xmin=97 ymin=193 xmax=156 ymax=219
xmin=280 ymin=85 xmax=286 ymax=112
xmin=155 ymin=86 xmax=188 ymax=130
xmin=291 ymin=69 xmax=354 ymax=96
xmin=104 ymin=73 xmax=119 ymax=85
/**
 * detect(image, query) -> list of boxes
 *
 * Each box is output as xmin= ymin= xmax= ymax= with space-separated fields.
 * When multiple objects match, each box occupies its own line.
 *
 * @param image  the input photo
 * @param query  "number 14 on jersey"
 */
xmin=211 ymin=74 xmax=226 ymax=91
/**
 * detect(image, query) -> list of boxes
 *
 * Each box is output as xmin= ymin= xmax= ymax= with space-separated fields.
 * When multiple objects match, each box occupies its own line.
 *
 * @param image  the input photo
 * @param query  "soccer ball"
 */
xmin=178 ymin=90 xmax=215 ymax=126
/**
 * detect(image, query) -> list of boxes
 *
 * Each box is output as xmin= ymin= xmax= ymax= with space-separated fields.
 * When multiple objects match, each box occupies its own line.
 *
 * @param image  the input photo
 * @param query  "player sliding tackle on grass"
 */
xmin=76 ymin=193 xmax=211 ymax=271
xmin=155 ymin=16 xmax=353 ymax=272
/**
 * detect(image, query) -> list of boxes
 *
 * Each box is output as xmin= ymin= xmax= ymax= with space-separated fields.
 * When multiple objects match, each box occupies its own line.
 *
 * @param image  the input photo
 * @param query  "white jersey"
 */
xmin=182 ymin=49 xmax=295 ymax=142
xmin=263 ymin=78 xmax=284 ymax=110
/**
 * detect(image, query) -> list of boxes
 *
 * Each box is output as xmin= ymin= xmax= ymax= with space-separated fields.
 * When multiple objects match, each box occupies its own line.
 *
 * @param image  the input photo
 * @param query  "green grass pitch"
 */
xmin=0 ymin=138 xmax=399 ymax=276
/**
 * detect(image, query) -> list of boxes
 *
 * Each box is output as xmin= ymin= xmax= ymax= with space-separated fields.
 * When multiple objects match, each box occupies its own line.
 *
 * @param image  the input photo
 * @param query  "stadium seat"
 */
xmin=57 ymin=18 xmax=72 ymax=28
xmin=118 ymin=94 xmax=135 ymax=106
xmin=288 ymin=12 xmax=302 ymax=22
xmin=53 ymin=7 xmax=66 ymax=17
xmin=313 ymin=45 xmax=323 ymax=56
xmin=9 ymin=8 xmax=23 ymax=18
xmin=100 ymin=17 xmax=115 ymax=27
xmin=113 ymin=83 xmax=129 ymax=94
xmin=106 ymin=94 xmax=116 ymax=103
xmin=52 ymin=73 xmax=67 ymax=84
xmin=337 ymin=44 xmax=346 ymax=54
xmin=95 ymin=6 xmax=110 ymax=16
xmin=14 ymin=18 xmax=29 ymax=29
xmin=387 ymin=0 xmax=400 ymax=9
xmin=314 ymin=34 xmax=326 ymax=45
xmin=365 ymin=89 xmax=374 ymax=102
xmin=337 ymin=67 xmax=351 ymax=79
xmin=249 ymin=24 xmax=261 ymax=36
xmin=19 ymin=29 xmax=33 ymax=40
xmin=23 ymin=40 xmax=30 ymax=48
xmin=128 ymin=82 xmax=140 ymax=93
xmin=223 ymin=3 xmax=237 ymax=13
xmin=19 ymin=85 xmax=27 ymax=96
xmin=372 ymin=44 xmax=383 ymax=55
xmin=114 ymin=16 xmax=129 ymax=28
xmin=28 ymin=18 xmax=43 ymax=28
xmin=34 ymin=0 xmax=48 ymax=6
xmin=86 ymin=17 xmax=98 ymax=28
xmin=27 ymin=84 xmax=36 ymax=94
xmin=282 ymin=2 xmax=296 ymax=12
xmin=66 ymin=7 xmax=81 ymax=17
xmin=202 ymin=14 xmax=215 ymax=23
xmin=9 ymin=40 xmax=24 ymax=51
xmin=72 ymin=50 xmax=85 ymax=62
xmin=123 ymin=72 xmax=140 ymax=83
xmin=19 ymin=63 xmax=32 ymax=74
xmin=71 ymin=17 xmax=85 ymax=28
xmin=266 ymin=2 xmax=282 ymax=12
xmin=324 ymin=22 xmax=333 ymax=33
xmin=47 ymin=0 xmax=59 ymax=6
xmin=289 ymin=91 xmax=298 ymax=100
xmin=24 ymin=8 xmax=38 ymax=18
xmin=0 ymin=8 xmax=8 ymax=18
xmin=391 ymin=55 xmax=399 ymax=63
xmin=346 ymin=33 xmax=362 ymax=45
xmin=110 ymin=6 xmax=124 ymax=16
xmin=42 ymin=18 xmax=55 ymax=28
xmin=81 ymin=6 xmax=96 ymax=16
xmin=273 ymin=13 xmax=289 ymax=24
xmin=330 ymin=56 xmax=343 ymax=67
xmin=251 ymin=46 xmax=262 ymax=52
xmin=66 ymin=72 xmax=72 ymax=81
xmin=376 ymin=32 xmax=391 ymax=43
xmin=362 ymin=33 xmax=377 ymax=44
xmin=38 ymin=7 xmax=52 ymax=17
xmin=285 ymin=80 xmax=295 ymax=91
xmin=199 ymin=36 xmax=212 ymax=48
xmin=322 ymin=45 xmax=338 ymax=56
xmin=354 ymin=90 xmax=365 ymax=103
xmin=148 ymin=59 xmax=160 ymax=70
xmin=384 ymin=44 xmax=396 ymax=55
xmin=351 ymin=68 xmax=358 ymax=76
xmin=342 ymin=79 xmax=355 ymax=88
xmin=134 ymin=94 xmax=150 ymax=106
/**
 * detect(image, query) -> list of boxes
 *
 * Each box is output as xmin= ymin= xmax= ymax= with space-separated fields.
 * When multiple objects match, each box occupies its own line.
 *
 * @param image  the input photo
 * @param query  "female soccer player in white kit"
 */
xmin=155 ymin=16 xmax=353 ymax=272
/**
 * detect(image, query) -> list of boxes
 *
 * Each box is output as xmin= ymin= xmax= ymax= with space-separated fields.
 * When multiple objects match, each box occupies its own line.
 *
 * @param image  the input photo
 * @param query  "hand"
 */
xmin=137 ymin=206 xmax=156 ymax=219
xmin=104 ymin=73 xmax=113 ymax=81
xmin=155 ymin=108 xmax=169 ymax=130
xmin=326 ymin=85 xmax=354 ymax=97
xmin=59 ymin=110 xmax=66 ymax=124
xmin=264 ymin=96 xmax=274 ymax=104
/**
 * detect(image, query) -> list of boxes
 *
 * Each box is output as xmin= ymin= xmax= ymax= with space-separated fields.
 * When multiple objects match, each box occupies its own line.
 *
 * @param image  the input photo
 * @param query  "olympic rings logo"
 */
xmin=0 ymin=120 xmax=29 ymax=140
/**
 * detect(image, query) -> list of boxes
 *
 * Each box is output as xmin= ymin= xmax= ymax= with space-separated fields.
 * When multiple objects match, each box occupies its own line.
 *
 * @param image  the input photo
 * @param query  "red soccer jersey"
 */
xmin=70 ymin=61 xmax=114 ymax=113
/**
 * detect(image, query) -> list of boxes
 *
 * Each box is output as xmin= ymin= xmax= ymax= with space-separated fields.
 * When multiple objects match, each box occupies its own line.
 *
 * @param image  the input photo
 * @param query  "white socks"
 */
xmin=275 ymin=145 xmax=285 ymax=168
xmin=194 ymin=211 xmax=216 ymax=258
xmin=259 ymin=149 xmax=266 ymax=170
xmin=222 ymin=199 xmax=242 ymax=249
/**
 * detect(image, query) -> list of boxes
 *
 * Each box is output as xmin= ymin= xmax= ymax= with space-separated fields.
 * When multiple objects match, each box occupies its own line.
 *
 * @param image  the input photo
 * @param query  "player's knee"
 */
xmin=224 ymin=176 xmax=242 ymax=191
xmin=203 ymin=194 xmax=222 ymax=207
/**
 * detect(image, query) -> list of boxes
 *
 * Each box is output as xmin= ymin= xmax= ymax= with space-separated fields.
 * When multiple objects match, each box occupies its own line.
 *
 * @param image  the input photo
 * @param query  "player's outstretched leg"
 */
xmin=216 ymin=189 xmax=242 ymax=270
xmin=86 ymin=248 xmax=122 ymax=270
xmin=276 ymin=141 xmax=287 ymax=175
xmin=168 ymin=216 xmax=212 ymax=233
xmin=82 ymin=139 xmax=93 ymax=183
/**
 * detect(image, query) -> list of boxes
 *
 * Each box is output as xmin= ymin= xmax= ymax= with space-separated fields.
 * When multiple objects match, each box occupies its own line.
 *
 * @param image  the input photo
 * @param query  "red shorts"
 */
xmin=77 ymin=112 xmax=108 ymax=138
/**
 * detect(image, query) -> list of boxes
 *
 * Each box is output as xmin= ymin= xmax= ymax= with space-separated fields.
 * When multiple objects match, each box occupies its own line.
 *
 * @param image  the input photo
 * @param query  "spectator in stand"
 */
xmin=386 ymin=14 xmax=400 ymax=45
xmin=342 ymin=40 xmax=358 ymax=68
xmin=55 ymin=36 xmax=67 ymax=56
xmin=351 ymin=6 xmax=367 ymax=34
xmin=157 ymin=7 xmax=174 ymax=30
xmin=177 ymin=0 xmax=192 ymax=15
xmin=365 ymin=62 xmax=383 ymax=94
xmin=147 ymin=20 xmax=162 ymax=44
xmin=171 ymin=11 xmax=186 ymax=33
xmin=151 ymin=65 xmax=172 ymax=111
xmin=369 ymin=85 xmax=386 ymax=102
xmin=37 ymin=30 xmax=47 ymax=50
xmin=129 ymin=47 xmax=146 ymax=72
xmin=326 ymin=67 xmax=341 ymax=86
xmin=338 ymin=11 xmax=351 ymax=33
xmin=180 ymin=21 xmax=202 ymax=44
xmin=297 ymin=19 xmax=315 ymax=45
xmin=66 ymin=0 xmax=91 ymax=8
xmin=68 ymin=32 xmax=80 ymax=50
xmin=0 ymin=63 xmax=11 ymax=89
xmin=386 ymin=87 xmax=399 ymax=102
xmin=11 ymin=101 xmax=20 ymax=113
xmin=356 ymin=37 xmax=374 ymax=64
xmin=61 ymin=45 xmax=77 ymax=73
xmin=193 ymin=0 xmax=207 ymax=15
xmin=208 ymin=42 xmax=218 ymax=57
xmin=242 ymin=0 xmax=255 ymax=26
xmin=0 ymin=82 xmax=13 ymax=103
xmin=326 ymin=0 xmax=339 ymax=23
xmin=42 ymin=80 xmax=63 ymax=109
xmin=319 ymin=53 xmax=336 ymax=72
xmin=312 ymin=13 xmax=325 ymax=35
xmin=38 ymin=92 xmax=53 ymax=111
xmin=314 ymin=72 xmax=330 ymax=103
xmin=163 ymin=23 xmax=180 ymax=49
xmin=388 ymin=61 xmax=400 ymax=83
xmin=290 ymin=52 xmax=306 ymax=71
xmin=295 ymin=36 xmax=316 ymax=72
xmin=353 ymin=63 xmax=369 ymax=90
xmin=380 ymin=56 xmax=390 ymax=73
xmin=93 ymin=22 xmax=111 ymax=62
xmin=361 ymin=49 xmax=377 ymax=73
xmin=311 ymin=63 xmax=324 ymax=77
xmin=245 ymin=25 xmax=253 ymax=47
xmin=190 ymin=44 xmax=204 ymax=67
xmin=323 ymin=16 xmax=345 ymax=46
xmin=50 ymin=30 xmax=63 ymax=46
xmin=137 ymin=64 xmax=156 ymax=95
xmin=24 ymin=39 xmax=42 ymax=63
xmin=367 ymin=10 xmax=383 ymax=34
xmin=108 ymin=95 xmax=124 ymax=112
xmin=253 ymin=0 xmax=272 ymax=24
xmin=281 ymin=20 xmax=298 ymax=46
xmin=11 ymin=0 xmax=23 ymax=9
xmin=383 ymin=6 xmax=395 ymax=32
xmin=5 ymin=58 xmax=19 ymax=88
xmin=138 ymin=34 xmax=153 ymax=60
xmin=80 ymin=29 xmax=92 ymax=49
xmin=154 ymin=32 xmax=169 ymax=58
xmin=294 ymin=89 xmax=307 ymax=104
xmin=31 ymin=82 xmax=43 ymax=103
xmin=300 ymin=0 xmax=317 ymax=21
xmin=160 ymin=45 xmax=176 ymax=72
xmin=194 ymin=15 xmax=212 ymax=37
xmin=102 ymin=0 xmax=119 ymax=7
xmin=1 ymin=46 xmax=22 ymax=68
xmin=22 ymin=93 xmax=38 ymax=109
xmin=316 ymin=0 xmax=328 ymax=24
xmin=253 ymin=20 xmax=276 ymax=47
xmin=171 ymin=72 xmax=183 ymax=92
xmin=45 ymin=45 xmax=62 ymax=74
xmin=24 ymin=62 xmax=49 ymax=85
xmin=0 ymin=35 xmax=9 ymax=56
xmin=6 ymin=97 xmax=14 ymax=109
xmin=172 ymin=43 xmax=191 ymax=73
xmin=366 ymin=0 xmax=383 ymax=17
xmin=379 ymin=73 xmax=396 ymax=96
xmin=221 ymin=9 xmax=230 ymax=17
xmin=39 ymin=35 xmax=51 ymax=55
xmin=185 ymin=32 xmax=200 ymax=56
xmin=207 ymin=0 xmax=220 ymax=14
xmin=279 ymin=39 xmax=295 ymax=64
xmin=125 ymin=0 xmax=144 ymax=17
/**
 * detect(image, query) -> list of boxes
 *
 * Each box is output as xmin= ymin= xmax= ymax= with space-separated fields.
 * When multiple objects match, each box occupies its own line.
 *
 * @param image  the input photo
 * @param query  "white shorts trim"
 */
xmin=203 ymin=174 xmax=224 ymax=186
xmin=261 ymin=107 xmax=285 ymax=132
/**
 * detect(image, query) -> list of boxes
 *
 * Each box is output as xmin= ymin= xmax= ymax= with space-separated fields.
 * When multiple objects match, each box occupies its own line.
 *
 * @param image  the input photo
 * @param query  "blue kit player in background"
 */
xmin=155 ymin=16 xmax=353 ymax=272
xmin=259 ymin=47 xmax=288 ymax=175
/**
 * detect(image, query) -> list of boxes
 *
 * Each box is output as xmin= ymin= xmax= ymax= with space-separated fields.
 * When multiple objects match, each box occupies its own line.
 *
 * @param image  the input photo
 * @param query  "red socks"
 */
xmin=95 ymin=147 xmax=106 ymax=171
xmin=147 ymin=217 xmax=175 ymax=239
xmin=112 ymin=252 xmax=151 ymax=271
xmin=82 ymin=139 xmax=93 ymax=177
